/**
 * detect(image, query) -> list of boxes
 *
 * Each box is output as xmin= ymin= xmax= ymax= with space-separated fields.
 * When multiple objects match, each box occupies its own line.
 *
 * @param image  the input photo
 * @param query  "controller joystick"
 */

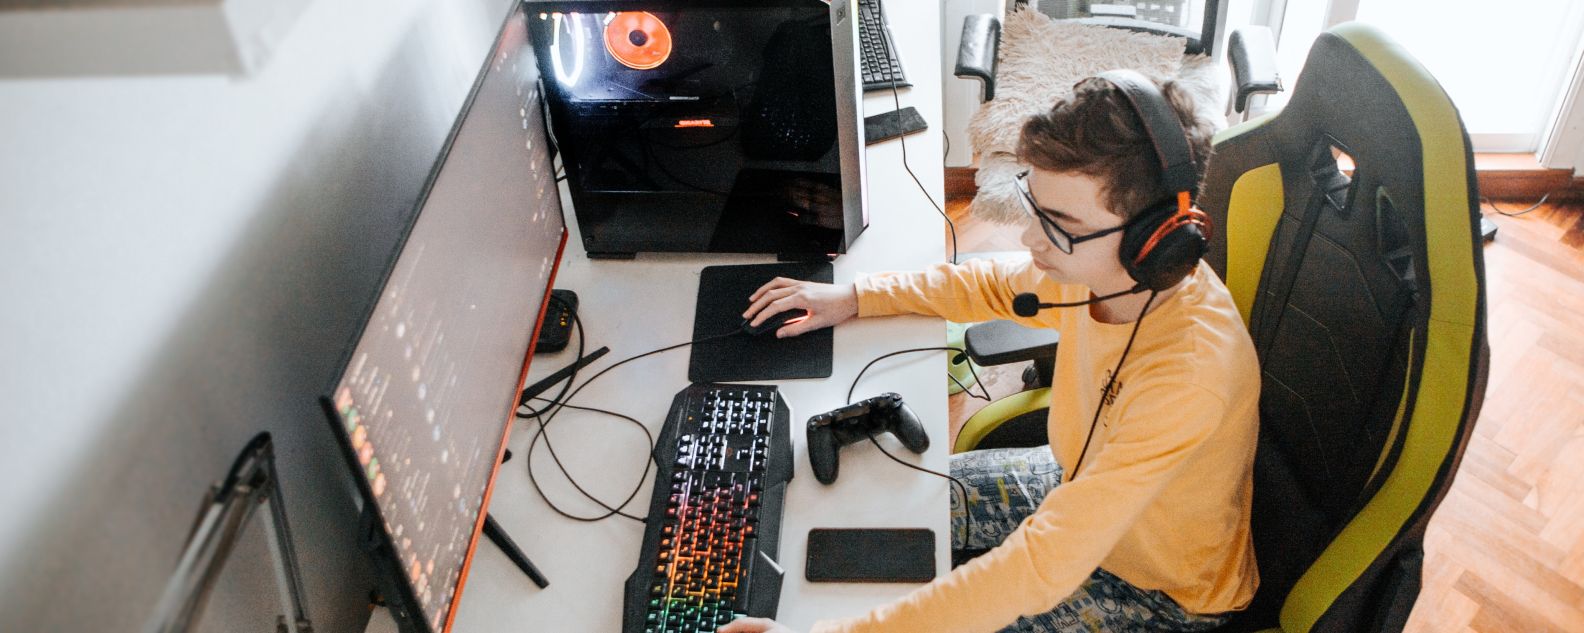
xmin=806 ymin=393 xmax=929 ymax=484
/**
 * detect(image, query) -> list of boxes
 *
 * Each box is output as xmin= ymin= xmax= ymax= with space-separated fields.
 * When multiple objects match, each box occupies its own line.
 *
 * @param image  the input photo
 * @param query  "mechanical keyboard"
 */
xmin=858 ymin=0 xmax=910 ymax=92
xmin=622 ymin=383 xmax=794 ymax=633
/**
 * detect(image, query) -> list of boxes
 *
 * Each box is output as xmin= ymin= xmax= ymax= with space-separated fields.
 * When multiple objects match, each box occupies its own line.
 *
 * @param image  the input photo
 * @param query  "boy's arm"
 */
xmin=854 ymin=258 xmax=1058 ymax=327
xmin=809 ymin=384 xmax=1227 ymax=633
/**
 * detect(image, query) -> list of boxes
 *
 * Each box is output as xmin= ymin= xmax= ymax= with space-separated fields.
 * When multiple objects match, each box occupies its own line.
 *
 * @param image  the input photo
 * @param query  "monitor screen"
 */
xmin=323 ymin=6 xmax=565 ymax=632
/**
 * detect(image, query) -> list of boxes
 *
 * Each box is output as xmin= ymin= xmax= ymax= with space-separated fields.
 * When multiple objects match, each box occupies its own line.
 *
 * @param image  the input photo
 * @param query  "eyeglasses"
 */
xmin=1014 ymin=170 xmax=1130 ymax=254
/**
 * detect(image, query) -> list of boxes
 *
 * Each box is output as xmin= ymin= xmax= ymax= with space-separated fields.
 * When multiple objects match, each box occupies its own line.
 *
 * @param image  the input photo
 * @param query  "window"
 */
xmin=1266 ymin=0 xmax=1584 ymax=152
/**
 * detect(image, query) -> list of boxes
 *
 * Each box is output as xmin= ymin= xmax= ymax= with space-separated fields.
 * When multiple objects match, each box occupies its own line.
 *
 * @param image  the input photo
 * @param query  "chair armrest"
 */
xmin=1228 ymin=25 xmax=1281 ymax=114
xmin=1071 ymin=17 xmax=1204 ymax=54
xmin=964 ymin=320 xmax=1059 ymax=366
xmin=954 ymin=14 xmax=1000 ymax=102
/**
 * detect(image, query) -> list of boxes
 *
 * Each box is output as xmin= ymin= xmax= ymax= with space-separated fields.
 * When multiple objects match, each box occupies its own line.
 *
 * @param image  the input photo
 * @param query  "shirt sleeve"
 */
xmin=808 ymin=384 xmax=1228 ymax=633
xmin=852 ymin=258 xmax=1059 ymax=328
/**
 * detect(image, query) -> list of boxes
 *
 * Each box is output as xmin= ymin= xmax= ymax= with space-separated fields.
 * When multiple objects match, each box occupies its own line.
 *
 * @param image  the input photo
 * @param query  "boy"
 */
xmin=724 ymin=74 xmax=1259 ymax=633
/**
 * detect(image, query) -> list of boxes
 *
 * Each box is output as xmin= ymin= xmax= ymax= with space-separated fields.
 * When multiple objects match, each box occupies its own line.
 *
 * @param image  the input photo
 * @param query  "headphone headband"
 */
xmin=1083 ymin=70 xmax=1211 ymax=292
xmin=1094 ymin=70 xmax=1198 ymax=198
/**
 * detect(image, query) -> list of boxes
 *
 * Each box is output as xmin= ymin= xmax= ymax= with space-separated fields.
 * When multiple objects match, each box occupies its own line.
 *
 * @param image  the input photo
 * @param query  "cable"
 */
xmin=1065 ymin=290 xmax=1158 ymax=481
xmin=950 ymin=349 xmax=993 ymax=401
xmin=947 ymin=366 xmax=992 ymax=403
xmin=845 ymin=346 xmax=988 ymax=405
xmin=521 ymin=324 xmax=742 ymax=523
xmin=872 ymin=13 xmax=957 ymax=265
xmin=843 ymin=346 xmax=979 ymax=540
xmin=1481 ymin=191 xmax=1555 ymax=217
xmin=523 ymin=396 xmax=655 ymax=523
xmin=518 ymin=309 xmax=647 ymax=522
xmin=864 ymin=433 xmax=977 ymax=540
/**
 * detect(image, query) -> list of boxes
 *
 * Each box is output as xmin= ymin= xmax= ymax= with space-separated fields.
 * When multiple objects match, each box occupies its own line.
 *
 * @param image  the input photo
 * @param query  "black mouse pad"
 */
xmin=688 ymin=262 xmax=834 ymax=383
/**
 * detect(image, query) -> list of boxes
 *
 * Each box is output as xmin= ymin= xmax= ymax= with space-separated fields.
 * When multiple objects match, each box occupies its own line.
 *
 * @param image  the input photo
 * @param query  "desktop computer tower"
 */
xmin=523 ymin=0 xmax=868 ymax=258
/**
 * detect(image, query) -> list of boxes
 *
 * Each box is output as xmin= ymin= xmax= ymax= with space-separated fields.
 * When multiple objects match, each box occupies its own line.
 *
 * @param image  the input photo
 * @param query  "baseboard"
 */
xmin=945 ymin=167 xmax=977 ymax=199
xmin=1477 ymin=171 xmax=1583 ymax=201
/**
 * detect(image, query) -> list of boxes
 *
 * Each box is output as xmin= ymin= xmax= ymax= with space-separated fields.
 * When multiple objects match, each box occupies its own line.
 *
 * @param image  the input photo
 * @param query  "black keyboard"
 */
xmin=858 ymin=0 xmax=910 ymax=92
xmin=622 ymin=384 xmax=794 ymax=633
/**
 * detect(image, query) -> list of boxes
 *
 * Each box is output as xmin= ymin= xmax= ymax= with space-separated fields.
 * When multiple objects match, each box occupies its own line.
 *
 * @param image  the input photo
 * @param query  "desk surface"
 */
xmin=372 ymin=4 xmax=946 ymax=631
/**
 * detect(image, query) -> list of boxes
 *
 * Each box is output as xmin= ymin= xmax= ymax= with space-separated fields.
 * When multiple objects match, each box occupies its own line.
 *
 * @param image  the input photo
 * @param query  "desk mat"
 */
xmin=688 ymin=262 xmax=834 ymax=383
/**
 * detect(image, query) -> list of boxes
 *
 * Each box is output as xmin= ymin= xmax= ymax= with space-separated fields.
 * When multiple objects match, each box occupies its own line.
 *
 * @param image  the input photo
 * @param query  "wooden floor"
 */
xmin=941 ymin=194 xmax=1584 ymax=632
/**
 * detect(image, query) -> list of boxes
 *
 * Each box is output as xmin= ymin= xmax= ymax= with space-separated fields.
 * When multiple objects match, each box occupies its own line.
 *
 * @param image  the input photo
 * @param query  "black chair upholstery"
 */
xmin=1200 ymin=22 xmax=1488 ymax=633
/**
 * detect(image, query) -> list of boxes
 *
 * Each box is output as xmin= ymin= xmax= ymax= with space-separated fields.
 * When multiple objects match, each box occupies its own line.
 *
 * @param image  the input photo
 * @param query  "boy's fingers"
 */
xmin=717 ymin=617 xmax=774 ymax=633
xmin=749 ymin=278 xmax=791 ymax=302
xmin=745 ymin=288 xmax=796 ymax=322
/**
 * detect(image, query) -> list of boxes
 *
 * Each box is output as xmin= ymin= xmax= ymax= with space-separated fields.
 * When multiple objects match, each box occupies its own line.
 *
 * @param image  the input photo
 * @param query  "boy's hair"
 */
xmin=1015 ymin=76 xmax=1215 ymax=221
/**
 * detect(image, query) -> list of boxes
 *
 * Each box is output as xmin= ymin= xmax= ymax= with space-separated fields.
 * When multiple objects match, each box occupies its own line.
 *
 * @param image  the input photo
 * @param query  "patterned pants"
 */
xmin=949 ymin=446 xmax=1231 ymax=633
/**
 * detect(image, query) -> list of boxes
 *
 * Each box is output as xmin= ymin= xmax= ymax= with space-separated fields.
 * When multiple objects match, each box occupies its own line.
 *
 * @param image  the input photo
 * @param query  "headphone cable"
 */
xmin=1065 ymin=289 xmax=1158 ymax=481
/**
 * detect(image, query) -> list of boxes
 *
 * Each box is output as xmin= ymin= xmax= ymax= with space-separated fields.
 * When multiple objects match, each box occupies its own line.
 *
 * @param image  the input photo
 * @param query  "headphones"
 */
xmin=1095 ymin=70 xmax=1214 ymax=292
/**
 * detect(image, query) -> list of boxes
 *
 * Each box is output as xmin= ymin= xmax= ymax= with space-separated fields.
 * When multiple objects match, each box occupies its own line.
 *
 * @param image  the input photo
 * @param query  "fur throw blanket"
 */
xmin=968 ymin=10 xmax=1226 ymax=223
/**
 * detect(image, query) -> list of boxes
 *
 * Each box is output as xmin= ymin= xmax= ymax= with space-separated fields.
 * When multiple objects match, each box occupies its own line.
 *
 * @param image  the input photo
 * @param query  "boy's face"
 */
xmin=1017 ymin=168 xmax=1136 ymax=294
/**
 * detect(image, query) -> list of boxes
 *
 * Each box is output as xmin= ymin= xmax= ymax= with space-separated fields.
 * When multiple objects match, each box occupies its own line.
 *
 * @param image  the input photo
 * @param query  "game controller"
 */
xmin=806 ymin=393 xmax=929 ymax=484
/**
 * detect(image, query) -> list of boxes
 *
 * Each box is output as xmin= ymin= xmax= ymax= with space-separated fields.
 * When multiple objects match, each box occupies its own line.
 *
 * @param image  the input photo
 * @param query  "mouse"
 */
xmin=741 ymin=308 xmax=810 ymax=337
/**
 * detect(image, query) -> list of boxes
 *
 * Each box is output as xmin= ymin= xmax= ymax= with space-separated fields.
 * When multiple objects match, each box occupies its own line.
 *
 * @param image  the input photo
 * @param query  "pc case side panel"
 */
xmin=830 ymin=0 xmax=869 ymax=253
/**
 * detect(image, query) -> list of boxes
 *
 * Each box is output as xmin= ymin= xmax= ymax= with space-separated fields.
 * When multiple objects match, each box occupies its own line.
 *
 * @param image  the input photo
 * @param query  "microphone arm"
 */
xmin=1012 ymin=284 xmax=1146 ymax=317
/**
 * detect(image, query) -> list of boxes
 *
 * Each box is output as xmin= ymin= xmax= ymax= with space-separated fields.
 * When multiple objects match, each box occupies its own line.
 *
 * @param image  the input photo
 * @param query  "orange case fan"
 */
xmin=604 ymin=12 xmax=672 ymax=70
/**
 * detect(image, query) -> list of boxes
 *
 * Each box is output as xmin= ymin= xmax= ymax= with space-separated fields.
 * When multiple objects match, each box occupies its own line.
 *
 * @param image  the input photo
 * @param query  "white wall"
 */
xmin=0 ymin=0 xmax=510 ymax=630
xmin=0 ymin=0 xmax=312 ymax=78
xmin=941 ymin=0 xmax=1007 ymax=167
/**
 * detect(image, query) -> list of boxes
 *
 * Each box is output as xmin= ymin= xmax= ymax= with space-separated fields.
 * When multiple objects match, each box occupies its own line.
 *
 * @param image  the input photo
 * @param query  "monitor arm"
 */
xmin=144 ymin=432 xmax=314 ymax=633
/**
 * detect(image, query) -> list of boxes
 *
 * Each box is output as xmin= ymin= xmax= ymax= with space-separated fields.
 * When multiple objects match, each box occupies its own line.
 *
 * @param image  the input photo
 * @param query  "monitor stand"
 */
xmin=361 ymin=463 xmax=548 ymax=633
xmin=483 ymin=514 xmax=549 ymax=588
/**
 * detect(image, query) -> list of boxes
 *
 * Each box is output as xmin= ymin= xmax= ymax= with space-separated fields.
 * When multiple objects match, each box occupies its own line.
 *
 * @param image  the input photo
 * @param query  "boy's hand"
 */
xmin=718 ymin=616 xmax=799 ymax=633
xmin=743 ymin=278 xmax=859 ymax=338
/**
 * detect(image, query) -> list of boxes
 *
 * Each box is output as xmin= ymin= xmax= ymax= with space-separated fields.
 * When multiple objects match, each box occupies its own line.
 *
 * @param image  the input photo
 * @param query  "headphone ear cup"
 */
xmin=1120 ymin=203 xmax=1174 ymax=287
xmin=1137 ymin=223 xmax=1207 ymax=290
xmin=1121 ymin=204 xmax=1208 ymax=291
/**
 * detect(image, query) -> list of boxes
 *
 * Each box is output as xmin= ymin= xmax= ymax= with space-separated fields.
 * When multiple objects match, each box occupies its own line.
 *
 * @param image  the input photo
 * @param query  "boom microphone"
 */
xmin=1011 ymin=284 xmax=1147 ymax=317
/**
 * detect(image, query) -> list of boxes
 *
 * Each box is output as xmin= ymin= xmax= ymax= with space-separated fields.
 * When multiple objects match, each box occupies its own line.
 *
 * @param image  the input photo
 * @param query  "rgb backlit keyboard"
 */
xmin=623 ymin=384 xmax=794 ymax=633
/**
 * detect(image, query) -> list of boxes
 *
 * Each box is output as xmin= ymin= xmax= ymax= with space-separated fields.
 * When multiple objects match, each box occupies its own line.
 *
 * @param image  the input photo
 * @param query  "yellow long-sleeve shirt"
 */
xmin=811 ymin=258 xmax=1259 ymax=633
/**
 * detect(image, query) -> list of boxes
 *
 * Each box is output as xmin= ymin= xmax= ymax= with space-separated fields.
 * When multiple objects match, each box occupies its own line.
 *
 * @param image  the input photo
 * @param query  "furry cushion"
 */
xmin=967 ymin=10 xmax=1226 ymax=224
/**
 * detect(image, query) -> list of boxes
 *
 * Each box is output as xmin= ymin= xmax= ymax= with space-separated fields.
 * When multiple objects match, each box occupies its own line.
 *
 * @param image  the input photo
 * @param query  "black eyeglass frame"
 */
xmin=1014 ymin=170 xmax=1136 ymax=254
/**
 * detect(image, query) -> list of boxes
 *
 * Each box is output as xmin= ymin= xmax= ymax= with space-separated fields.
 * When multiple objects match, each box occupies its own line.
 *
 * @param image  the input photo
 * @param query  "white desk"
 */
xmin=372 ymin=5 xmax=947 ymax=631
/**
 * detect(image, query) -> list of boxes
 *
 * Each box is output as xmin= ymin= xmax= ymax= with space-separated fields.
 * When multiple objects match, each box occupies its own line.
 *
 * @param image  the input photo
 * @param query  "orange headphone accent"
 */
xmin=1132 ymin=191 xmax=1214 ymax=267
xmin=604 ymin=12 xmax=672 ymax=71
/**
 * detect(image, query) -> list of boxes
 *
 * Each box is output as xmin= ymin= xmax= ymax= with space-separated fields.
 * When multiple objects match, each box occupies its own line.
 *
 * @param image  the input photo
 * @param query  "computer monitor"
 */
xmin=523 ymin=0 xmax=867 ymax=258
xmin=319 ymin=5 xmax=566 ymax=632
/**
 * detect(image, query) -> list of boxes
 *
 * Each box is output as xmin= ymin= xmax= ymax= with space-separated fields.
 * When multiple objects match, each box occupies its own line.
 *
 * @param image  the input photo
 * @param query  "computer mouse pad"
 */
xmin=688 ymin=262 xmax=834 ymax=382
